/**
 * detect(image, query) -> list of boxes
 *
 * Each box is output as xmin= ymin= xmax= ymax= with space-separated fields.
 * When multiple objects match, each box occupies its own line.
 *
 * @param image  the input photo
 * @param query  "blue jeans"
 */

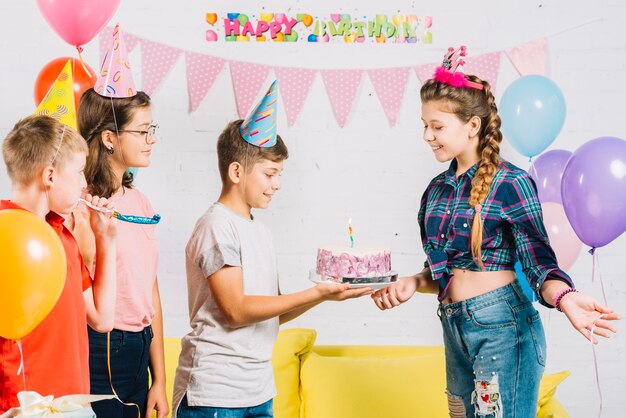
xmin=176 ymin=395 xmax=273 ymax=418
xmin=438 ymin=281 xmax=546 ymax=418
xmin=88 ymin=326 xmax=153 ymax=418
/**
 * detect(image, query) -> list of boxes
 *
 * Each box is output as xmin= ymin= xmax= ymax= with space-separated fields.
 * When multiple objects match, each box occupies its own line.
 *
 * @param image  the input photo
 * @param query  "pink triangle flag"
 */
xmin=414 ymin=63 xmax=438 ymax=84
xmin=140 ymin=39 xmax=182 ymax=96
xmin=321 ymin=69 xmax=363 ymax=128
xmin=99 ymin=26 xmax=139 ymax=67
xmin=505 ymin=39 xmax=547 ymax=76
xmin=463 ymin=51 xmax=501 ymax=93
xmin=185 ymin=52 xmax=225 ymax=112
xmin=274 ymin=67 xmax=317 ymax=126
xmin=368 ymin=67 xmax=410 ymax=127
xmin=230 ymin=61 xmax=271 ymax=118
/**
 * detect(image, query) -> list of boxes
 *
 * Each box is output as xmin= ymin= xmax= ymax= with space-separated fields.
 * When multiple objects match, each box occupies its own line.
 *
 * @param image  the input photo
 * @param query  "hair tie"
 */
xmin=474 ymin=204 xmax=482 ymax=213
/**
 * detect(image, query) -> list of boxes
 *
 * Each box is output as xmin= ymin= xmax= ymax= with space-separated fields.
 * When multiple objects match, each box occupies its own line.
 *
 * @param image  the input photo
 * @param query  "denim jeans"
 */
xmin=438 ymin=281 xmax=546 ymax=418
xmin=88 ymin=326 xmax=153 ymax=418
xmin=176 ymin=395 xmax=273 ymax=418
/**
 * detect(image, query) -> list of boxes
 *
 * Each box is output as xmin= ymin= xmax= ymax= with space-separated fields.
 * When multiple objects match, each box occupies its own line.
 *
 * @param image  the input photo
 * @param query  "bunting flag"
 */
xmin=414 ymin=63 xmax=438 ymax=84
xmin=185 ymin=52 xmax=225 ymax=112
xmin=464 ymin=51 xmax=502 ymax=93
xmin=505 ymin=38 xmax=548 ymax=76
xmin=321 ymin=69 xmax=363 ymax=128
xmin=34 ymin=60 xmax=77 ymax=129
xmin=368 ymin=67 xmax=410 ymax=127
xmin=140 ymin=39 xmax=182 ymax=96
xmin=274 ymin=67 xmax=317 ymax=126
xmin=230 ymin=61 xmax=271 ymax=118
xmin=98 ymin=28 xmax=553 ymax=127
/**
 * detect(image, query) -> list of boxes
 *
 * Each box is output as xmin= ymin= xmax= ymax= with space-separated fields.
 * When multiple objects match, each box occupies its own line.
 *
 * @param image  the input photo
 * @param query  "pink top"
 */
xmin=109 ymin=187 xmax=159 ymax=331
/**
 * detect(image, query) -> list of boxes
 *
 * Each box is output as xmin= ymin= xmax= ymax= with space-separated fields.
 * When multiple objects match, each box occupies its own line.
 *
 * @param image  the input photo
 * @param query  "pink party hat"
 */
xmin=240 ymin=80 xmax=278 ymax=148
xmin=95 ymin=24 xmax=137 ymax=98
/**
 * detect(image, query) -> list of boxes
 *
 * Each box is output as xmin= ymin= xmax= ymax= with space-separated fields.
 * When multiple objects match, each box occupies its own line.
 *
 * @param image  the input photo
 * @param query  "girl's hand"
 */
xmin=559 ymin=291 xmax=620 ymax=344
xmin=315 ymin=282 xmax=373 ymax=301
xmin=371 ymin=276 xmax=418 ymax=310
xmin=83 ymin=194 xmax=116 ymax=240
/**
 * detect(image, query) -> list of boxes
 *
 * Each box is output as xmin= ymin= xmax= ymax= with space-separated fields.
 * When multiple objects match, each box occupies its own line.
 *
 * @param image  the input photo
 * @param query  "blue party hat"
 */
xmin=239 ymin=80 xmax=278 ymax=147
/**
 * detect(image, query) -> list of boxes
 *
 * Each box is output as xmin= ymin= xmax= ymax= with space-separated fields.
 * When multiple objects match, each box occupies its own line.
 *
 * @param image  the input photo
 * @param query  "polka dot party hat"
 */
xmin=94 ymin=24 xmax=137 ymax=98
xmin=239 ymin=80 xmax=278 ymax=148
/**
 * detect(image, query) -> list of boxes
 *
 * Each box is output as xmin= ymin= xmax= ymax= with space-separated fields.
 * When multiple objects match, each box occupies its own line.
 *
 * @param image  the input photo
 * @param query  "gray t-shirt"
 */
xmin=172 ymin=203 xmax=279 ymax=413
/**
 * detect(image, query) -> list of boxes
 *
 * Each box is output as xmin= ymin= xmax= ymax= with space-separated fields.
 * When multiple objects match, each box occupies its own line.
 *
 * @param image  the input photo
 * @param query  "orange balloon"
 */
xmin=34 ymin=57 xmax=96 ymax=107
xmin=274 ymin=33 xmax=285 ymax=42
xmin=0 ymin=210 xmax=66 ymax=340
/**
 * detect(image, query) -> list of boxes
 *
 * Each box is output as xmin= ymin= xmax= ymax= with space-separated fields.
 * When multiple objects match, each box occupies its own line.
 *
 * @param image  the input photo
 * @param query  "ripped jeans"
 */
xmin=438 ymin=281 xmax=546 ymax=418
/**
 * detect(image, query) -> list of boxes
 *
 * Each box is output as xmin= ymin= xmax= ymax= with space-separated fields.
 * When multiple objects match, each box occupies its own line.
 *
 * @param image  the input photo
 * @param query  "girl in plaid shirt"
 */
xmin=373 ymin=46 xmax=619 ymax=418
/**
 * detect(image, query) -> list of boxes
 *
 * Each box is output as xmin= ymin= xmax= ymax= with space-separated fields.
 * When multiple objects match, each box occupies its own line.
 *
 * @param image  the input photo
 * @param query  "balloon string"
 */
xmin=595 ymin=252 xmax=608 ymax=305
xmin=76 ymin=46 xmax=92 ymax=78
xmin=591 ymin=313 xmax=606 ymax=418
xmin=16 ymin=339 xmax=26 ymax=390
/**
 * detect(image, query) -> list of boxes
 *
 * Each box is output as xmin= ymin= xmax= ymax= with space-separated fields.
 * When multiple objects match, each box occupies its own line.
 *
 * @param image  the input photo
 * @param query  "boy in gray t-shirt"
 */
xmin=173 ymin=101 xmax=372 ymax=418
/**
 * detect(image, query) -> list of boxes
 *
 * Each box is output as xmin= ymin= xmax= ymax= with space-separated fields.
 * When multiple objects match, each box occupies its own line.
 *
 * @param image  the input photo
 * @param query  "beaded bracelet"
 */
xmin=552 ymin=288 xmax=578 ymax=312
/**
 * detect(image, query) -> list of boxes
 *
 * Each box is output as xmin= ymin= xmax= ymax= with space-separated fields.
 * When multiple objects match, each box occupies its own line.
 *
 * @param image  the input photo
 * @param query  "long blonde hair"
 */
xmin=420 ymin=76 xmax=503 ymax=269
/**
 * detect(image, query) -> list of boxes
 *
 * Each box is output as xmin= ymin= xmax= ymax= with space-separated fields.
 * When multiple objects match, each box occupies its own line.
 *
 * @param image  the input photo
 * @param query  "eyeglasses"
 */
xmin=117 ymin=124 xmax=159 ymax=144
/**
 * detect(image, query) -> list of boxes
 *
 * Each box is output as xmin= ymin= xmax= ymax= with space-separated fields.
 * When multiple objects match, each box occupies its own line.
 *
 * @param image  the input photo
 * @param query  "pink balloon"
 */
xmin=36 ymin=0 xmax=121 ymax=47
xmin=205 ymin=30 xmax=218 ymax=42
xmin=542 ymin=202 xmax=582 ymax=271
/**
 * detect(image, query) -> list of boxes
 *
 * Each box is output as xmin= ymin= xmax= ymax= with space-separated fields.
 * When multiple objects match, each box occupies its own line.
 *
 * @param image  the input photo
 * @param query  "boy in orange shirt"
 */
xmin=0 ymin=115 xmax=117 ymax=412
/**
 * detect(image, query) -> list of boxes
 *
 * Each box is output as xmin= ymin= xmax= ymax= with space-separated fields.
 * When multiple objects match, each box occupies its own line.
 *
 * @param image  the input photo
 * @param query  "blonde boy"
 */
xmin=0 ymin=115 xmax=116 ymax=411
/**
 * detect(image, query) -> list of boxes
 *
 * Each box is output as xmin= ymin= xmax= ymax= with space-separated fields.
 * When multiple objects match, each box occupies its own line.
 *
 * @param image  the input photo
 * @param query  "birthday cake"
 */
xmin=316 ymin=245 xmax=391 ymax=281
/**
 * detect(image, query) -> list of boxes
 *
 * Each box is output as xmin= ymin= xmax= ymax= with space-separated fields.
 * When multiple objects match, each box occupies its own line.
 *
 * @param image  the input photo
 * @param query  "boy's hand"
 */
xmin=372 ymin=276 xmax=418 ymax=310
xmin=68 ymin=206 xmax=96 ymax=269
xmin=315 ymin=282 xmax=373 ymax=301
xmin=83 ymin=194 xmax=116 ymax=240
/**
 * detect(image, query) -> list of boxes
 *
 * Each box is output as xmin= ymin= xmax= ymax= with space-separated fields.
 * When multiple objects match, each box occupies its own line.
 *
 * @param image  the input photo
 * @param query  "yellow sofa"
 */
xmin=163 ymin=329 xmax=570 ymax=418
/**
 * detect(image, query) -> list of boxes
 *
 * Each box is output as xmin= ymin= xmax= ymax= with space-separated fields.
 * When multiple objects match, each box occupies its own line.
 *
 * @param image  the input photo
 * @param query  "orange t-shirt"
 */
xmin=0 ymin=201 xmax=92 ymax=411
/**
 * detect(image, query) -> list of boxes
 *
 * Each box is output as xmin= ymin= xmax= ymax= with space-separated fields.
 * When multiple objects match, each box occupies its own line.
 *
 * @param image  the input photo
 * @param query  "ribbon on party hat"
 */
xmin=34 ymin=60 xmax=77 ymax=129
xmin=433 ymin=46 xmax=484 ymax=90
xmin=95 ymin=24 xmax=137 ymax=98
xmin=16 ymin=391 xmax=115 ymax=417
xmin=239 ymin=80 xmax=278 ymax=148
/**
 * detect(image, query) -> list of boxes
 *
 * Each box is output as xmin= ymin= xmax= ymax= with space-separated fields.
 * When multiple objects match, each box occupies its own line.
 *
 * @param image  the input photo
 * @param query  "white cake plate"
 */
xmin=309 ymin=269 xmax=398 ymax=290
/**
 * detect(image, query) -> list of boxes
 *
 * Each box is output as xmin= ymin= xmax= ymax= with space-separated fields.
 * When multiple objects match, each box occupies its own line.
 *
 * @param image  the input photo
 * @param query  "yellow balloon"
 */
xmin=0 ymin=210 xmax=66 ymax=340
xmin=260 ymin=13 xmax=274 ymax=22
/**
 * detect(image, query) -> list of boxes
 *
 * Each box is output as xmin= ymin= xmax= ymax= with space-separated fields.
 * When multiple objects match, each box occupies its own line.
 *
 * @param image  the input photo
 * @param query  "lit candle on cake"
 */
xmin=348 ymin=218 xmax=354 ymax=248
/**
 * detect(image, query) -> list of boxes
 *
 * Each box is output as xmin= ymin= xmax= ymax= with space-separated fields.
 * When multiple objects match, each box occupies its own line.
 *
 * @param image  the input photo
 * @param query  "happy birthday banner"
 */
xmin=204 ymin=12 xmax=433 ymax=44
xmin=99 ymin=28 xmax=547 ymax=127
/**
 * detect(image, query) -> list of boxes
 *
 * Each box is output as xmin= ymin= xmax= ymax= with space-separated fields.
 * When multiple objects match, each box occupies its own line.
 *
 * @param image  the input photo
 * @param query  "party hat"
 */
xmin=94 ymin=24 xmax=137 ymax=98
xmin=239 ymin=80 xmax=278 ymax=147
xmin=34 ymin=60 xmax=77 ymax=129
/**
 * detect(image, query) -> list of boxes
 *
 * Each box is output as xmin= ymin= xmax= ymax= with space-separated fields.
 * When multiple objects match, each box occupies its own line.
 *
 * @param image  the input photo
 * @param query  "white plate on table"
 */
xmin=309 ymin=269 xmax=398 ymax=290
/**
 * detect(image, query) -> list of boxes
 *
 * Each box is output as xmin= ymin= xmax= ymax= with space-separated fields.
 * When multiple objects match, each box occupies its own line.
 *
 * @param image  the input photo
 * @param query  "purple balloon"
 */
xmin=528 ymin=149 xmax=572 ymax=204
xmin=561 ymin=137 xmax=626 ymax=248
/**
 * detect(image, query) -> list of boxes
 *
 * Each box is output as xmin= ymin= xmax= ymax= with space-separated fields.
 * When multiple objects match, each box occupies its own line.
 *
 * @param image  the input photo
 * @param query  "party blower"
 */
xmin=80 ymin=199 xmax=161 ymax=225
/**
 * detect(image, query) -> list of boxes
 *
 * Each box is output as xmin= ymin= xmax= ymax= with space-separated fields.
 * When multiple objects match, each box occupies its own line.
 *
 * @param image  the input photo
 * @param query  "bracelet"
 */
xmin=552 ymin=288 xmax=577 ymax=312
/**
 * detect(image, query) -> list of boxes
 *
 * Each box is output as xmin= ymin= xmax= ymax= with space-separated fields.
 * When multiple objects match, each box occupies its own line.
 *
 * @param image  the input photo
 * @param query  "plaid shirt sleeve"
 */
xmin=501 ymin=173 xmax=574 ymax=307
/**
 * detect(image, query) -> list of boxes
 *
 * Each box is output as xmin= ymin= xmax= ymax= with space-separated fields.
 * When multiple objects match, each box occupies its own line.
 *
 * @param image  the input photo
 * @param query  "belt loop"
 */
xmin=511 ymin=279 xmax=524 ymax=301
xmin=461 ymin=301 xmax=471 ymax=320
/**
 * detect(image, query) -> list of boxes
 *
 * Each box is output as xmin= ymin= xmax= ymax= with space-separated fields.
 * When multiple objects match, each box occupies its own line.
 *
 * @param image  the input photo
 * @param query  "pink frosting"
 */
xmin=316 ymin=248 xmax=391 ymax=278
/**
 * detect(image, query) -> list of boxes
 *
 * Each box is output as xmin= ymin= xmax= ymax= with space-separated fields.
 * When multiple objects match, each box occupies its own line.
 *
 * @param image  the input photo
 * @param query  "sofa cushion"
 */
xmin=272 ymin=328 xmax=317 ymax=418
xmin=300 ymin=351 xmax=448 ymax=418
xmin=538 ymin=370 xmax=571 ymax=407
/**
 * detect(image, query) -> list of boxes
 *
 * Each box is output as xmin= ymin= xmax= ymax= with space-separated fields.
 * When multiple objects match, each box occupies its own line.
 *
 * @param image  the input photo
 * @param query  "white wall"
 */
xmin=1 ymin=1 xmax=625 ymax=416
